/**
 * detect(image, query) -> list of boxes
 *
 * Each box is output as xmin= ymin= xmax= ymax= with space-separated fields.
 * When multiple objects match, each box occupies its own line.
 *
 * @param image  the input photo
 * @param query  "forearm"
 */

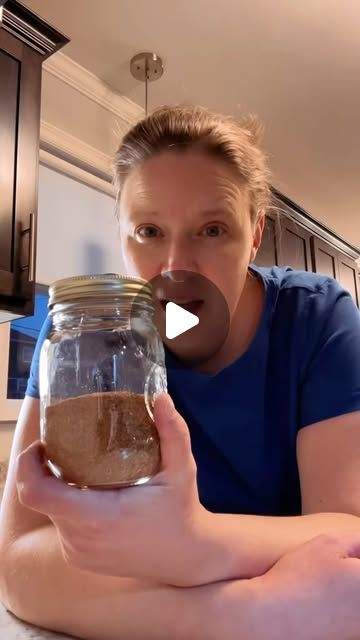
xmin=198 ymin=511 xmax=360 ymax=584
xmin=1 ymin=524 xmax=261 ymax=640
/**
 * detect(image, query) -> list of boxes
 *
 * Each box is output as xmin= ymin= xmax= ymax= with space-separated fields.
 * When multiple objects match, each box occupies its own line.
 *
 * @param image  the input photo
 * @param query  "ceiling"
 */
xmin=22 ymin=0 xmax=360 ymax=246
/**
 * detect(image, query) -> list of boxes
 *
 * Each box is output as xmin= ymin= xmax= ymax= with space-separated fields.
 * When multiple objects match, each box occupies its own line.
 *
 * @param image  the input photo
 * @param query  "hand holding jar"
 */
xmin=15 ymin=273 xmax=216 ymax=587
xmin=16 ymin=392 xmax=214 ymax=587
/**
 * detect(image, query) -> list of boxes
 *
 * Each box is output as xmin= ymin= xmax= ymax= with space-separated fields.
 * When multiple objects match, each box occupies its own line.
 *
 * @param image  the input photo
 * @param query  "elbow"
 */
xmin=0 ymin=543 xmax=38 ymax=626
xmin=0 ymin=547 xmax=15 ymax=615
xmin=0 ymin=532 xmax=64 ymax=633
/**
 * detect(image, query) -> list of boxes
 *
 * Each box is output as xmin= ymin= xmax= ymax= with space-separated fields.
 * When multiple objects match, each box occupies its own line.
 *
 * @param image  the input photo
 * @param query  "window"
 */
xmin=7 ymin=286 xmax=49 ymax=400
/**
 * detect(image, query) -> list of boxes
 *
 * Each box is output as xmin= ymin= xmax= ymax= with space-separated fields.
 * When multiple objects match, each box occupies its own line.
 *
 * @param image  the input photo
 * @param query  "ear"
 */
xmin=250 ymin=215 xmax=265 ymax=262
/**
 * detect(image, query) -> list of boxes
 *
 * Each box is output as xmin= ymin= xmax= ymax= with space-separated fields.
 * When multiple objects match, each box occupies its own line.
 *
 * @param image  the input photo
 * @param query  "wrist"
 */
xmin=200 ymin=576 xmax=268 ymax=640
xmin=186 ymin=509 xmax=240 ymax=586
xmin=248 ymin=573 xmax=290 ymax=640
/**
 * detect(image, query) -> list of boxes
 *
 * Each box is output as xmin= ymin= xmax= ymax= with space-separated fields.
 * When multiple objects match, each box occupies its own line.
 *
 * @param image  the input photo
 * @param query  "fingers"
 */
xmin=341 ymin=537 xmax=360 ymax=560
xmin=16 ymin=440 xmax=95 ymax=520
xmin=17 ymin=395 xmax=197 ymax=521
xmin=153 ymin=393 xmax=196 ymax=477
xmin=297 ymin=534 xmax=360 ymax=561
xmin=16 ymin=440 xmax=55 ymax=507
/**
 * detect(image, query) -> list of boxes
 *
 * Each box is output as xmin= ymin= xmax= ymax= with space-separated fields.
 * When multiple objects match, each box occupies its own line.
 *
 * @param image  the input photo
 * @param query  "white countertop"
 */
xmin=0 ymin=604 xmax=75 ymax=639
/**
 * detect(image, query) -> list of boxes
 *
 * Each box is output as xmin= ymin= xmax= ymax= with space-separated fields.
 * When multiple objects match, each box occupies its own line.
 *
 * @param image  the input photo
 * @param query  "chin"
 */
xmin=164 ymin=333 xmax=225 ymax=369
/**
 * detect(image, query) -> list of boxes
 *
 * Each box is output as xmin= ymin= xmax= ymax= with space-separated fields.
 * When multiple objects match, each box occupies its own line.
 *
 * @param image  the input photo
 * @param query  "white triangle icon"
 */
xmin=165 ymin=302 xmax=199 ymax=339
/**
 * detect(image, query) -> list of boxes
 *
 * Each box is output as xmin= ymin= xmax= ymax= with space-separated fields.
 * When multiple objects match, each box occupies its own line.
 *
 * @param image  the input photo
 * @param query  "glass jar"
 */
xmin=39 ymin=274 xmax=167 ymax=489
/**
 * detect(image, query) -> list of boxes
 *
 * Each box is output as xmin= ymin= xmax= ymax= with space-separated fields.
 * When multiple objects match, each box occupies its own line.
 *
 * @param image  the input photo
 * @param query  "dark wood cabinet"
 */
xmin=0 ymin=29 xmax=41 ymax=317
xmin=337 ymin=254 xmax=359 ymax=307
xmin=278 ymin=217 xmax=312 ymax=272
xmin=311 ymin=236 xmax=360 ymax=306
xmin=255 ymin=191 xmax=360 ymax=307
xmin=0 ymin=0 xmax=68 ymax=323
xmin=310 ymin=236 xmax=339 ymax=279
xmin=0 ymin=46 xmax=19 ymax=275
xmin=255 ymin=214 xmax=280 ymax=267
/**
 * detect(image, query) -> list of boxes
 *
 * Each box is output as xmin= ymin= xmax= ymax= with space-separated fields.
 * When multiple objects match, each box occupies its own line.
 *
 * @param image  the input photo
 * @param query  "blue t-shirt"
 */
xmin=26 ymin=266 xmax=360 ymax=516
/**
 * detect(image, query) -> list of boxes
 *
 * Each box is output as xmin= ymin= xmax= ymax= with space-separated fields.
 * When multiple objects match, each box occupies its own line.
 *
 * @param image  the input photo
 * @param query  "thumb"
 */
xmin=153 ymin=393 xmax=195 ymax=476
xmin=344 ymin=537 xmax=360 ymax=560
xmin=296 ymin=534 xmax=360 ymax=562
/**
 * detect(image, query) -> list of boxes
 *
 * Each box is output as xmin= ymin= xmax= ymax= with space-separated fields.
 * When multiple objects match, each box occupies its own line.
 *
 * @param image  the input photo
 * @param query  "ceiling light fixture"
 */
xmin=130 ymin=52 xmax=164 ymax=116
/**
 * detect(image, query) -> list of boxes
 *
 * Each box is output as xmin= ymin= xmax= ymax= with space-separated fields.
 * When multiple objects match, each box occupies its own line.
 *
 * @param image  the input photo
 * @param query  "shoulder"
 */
xmin=37 ymin=314 xmax=53 ymax=342
xmin=252 ymin=265 xmax=360 ymax=354
xmin=252 ymin=265 xmax=347 ymax=311
xmin=254 ymin=264 xmax=360 ymax=370
xmin=26 ymin=314 xmax=53 ymax=399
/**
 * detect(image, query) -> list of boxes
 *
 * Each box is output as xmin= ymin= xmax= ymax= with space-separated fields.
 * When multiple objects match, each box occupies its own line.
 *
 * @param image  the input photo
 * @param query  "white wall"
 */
xmin=36 ymin=165 xmax=126 ymax=284
xmin=0 ymin=167 xmax=127 ymax=460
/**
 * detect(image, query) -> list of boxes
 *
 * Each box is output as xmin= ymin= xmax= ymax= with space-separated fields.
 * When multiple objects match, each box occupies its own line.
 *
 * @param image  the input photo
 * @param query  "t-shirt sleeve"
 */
xmin=25 ymin=314 xmax=53 ymax=399
xmin=300 ymin=278 xmax=360 ymax=428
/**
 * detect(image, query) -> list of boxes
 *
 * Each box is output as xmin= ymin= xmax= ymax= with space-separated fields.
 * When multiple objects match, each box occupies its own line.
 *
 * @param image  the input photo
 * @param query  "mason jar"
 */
xmin=39 ymin=274 xmax=167 ymax=489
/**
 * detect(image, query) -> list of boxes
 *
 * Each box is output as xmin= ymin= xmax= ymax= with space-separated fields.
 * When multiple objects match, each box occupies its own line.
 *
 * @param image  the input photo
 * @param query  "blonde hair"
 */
xmin=113 ymin=105 xmax=271 ymax=222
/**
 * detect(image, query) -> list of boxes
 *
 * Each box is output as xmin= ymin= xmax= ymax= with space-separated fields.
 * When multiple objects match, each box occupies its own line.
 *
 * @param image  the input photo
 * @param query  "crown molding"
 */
xmin=39 ymin=149 xmax=115 ymax=198
xmin=2 ymin=0 xmax=69 ymax=59
xmin=43 ymin=52 xmax=144 ymax=126
xmin=39 ymin=120 xmax=115 ymax=197
xmin=40 ymin=120 xmax=113 ymax=179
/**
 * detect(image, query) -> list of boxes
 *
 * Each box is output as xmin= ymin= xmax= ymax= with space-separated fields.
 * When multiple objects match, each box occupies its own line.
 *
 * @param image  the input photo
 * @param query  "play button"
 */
xmin=165 ymin=301 xmax=199 ymax=339
xmin=130 ymin=270 xmax=230 ymax=370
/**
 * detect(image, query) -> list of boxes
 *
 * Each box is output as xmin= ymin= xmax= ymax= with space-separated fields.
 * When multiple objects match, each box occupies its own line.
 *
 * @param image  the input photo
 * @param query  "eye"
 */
xmin=201 ymin=224 xmax=226 ymax=238
xmin=136 ymin=225 xmax=161 ymax=239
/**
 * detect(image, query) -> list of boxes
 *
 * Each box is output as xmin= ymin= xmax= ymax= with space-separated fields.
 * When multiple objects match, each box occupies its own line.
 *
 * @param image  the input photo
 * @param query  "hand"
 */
xmin=251 ymin=534 xmax=360 ymax=640
xmin=16 ymin=393 xmax=213 ymax=587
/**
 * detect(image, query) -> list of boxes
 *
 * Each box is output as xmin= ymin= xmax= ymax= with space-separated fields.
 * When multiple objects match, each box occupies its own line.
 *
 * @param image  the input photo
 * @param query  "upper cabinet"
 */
xmin=255 ymin=191 xmax=360 ymax=307
xmin=255 ymin=213 xmax=280 ymax=268
xmin=310 ymin=236 xmax=360 ymax=306
xmin=278 ymin=216 xmax=312 ymax=273
xmin=0 ymin=0 xmax=68 ymax=324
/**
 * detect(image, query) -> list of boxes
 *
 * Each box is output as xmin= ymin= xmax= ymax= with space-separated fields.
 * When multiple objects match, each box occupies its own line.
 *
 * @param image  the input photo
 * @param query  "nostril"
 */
xmin=162 ymin=270 xmax=187 ymax=283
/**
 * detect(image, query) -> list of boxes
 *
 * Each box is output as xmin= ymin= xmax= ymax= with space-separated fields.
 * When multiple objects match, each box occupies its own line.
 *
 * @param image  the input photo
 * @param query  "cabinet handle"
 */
xmin=28 ymin=212 xmax=36 ymax=283
xmin=20 ymin=213 xmax=36 ymax=283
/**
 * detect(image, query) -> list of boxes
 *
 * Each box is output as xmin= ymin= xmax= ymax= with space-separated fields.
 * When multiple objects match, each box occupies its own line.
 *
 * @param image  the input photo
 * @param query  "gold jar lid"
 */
xmin=48 ymin=274 xmax=153 ymax=308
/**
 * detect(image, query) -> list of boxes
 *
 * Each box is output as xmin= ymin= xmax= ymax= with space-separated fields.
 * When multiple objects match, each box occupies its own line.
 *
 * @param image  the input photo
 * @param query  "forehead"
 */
xmin=121 ymin=150 xmax=248 ymax=211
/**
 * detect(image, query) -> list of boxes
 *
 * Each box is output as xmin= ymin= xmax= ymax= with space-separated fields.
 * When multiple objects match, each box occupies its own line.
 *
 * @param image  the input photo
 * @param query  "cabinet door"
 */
xmin=310 ymin=236 xmax=339 ymax=279
xmin=278 ymin=217 xmax=312 ymax=271
xmin=311 ymin=236 xmax=359 ymax=307
xmin=337 ymin=254 xmax=359 ymax=307
xmin=0 ymin=48 xmax=19 ymax=274
xmin=0 ymin=29 xmax=41 ymax=317
xmin=255 ymin=214 xmax=280 ymax=267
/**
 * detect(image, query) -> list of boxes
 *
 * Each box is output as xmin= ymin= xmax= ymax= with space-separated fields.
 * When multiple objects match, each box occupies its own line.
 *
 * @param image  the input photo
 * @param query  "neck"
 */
xmin=193 ymin=270 xmax=264 ymax=374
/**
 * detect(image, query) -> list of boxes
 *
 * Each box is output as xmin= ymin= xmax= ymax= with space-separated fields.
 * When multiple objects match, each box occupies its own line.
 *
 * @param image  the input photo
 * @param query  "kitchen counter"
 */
xmin=0 ymin=604 xmax=75 ymax=639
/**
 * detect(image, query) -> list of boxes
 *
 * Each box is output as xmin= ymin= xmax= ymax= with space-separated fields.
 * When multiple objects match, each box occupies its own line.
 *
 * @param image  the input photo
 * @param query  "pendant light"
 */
xmin=130 ymin=52 xmax=164 ymax=115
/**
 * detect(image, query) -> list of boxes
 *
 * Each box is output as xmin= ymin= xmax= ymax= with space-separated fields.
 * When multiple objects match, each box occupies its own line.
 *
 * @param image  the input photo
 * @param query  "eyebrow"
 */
xmin=130 ymin=207 xmax=239 ymax=220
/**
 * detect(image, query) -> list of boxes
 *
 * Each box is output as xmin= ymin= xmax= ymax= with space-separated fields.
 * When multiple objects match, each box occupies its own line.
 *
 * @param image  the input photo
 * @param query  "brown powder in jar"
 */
xmin=44 ymin=391 xmax=161 ymax=488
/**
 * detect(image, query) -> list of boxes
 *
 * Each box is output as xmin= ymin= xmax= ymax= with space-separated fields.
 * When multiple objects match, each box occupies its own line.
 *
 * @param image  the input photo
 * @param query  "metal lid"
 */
xmin=48 ymin=273 xmax=152 ymax=308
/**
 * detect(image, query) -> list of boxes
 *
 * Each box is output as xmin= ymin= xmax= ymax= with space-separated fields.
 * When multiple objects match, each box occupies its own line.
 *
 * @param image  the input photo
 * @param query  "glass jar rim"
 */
xmin=48 ymin=273 xmax=152 ymax=308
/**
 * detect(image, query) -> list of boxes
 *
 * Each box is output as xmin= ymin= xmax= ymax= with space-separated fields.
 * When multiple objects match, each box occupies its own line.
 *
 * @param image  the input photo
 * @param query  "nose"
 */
xmin=160 ymin=238 xmax=197 ymax=280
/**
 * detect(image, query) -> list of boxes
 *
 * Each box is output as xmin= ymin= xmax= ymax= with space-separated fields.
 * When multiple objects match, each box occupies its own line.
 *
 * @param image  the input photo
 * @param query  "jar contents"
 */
xmin=44 ymin=391 xmax=161 ymax=488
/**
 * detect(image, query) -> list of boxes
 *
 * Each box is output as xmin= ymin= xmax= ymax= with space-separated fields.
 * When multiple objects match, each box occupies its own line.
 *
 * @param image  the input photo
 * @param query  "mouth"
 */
xmin=160 ymin=299 xmax=204 ymax=315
